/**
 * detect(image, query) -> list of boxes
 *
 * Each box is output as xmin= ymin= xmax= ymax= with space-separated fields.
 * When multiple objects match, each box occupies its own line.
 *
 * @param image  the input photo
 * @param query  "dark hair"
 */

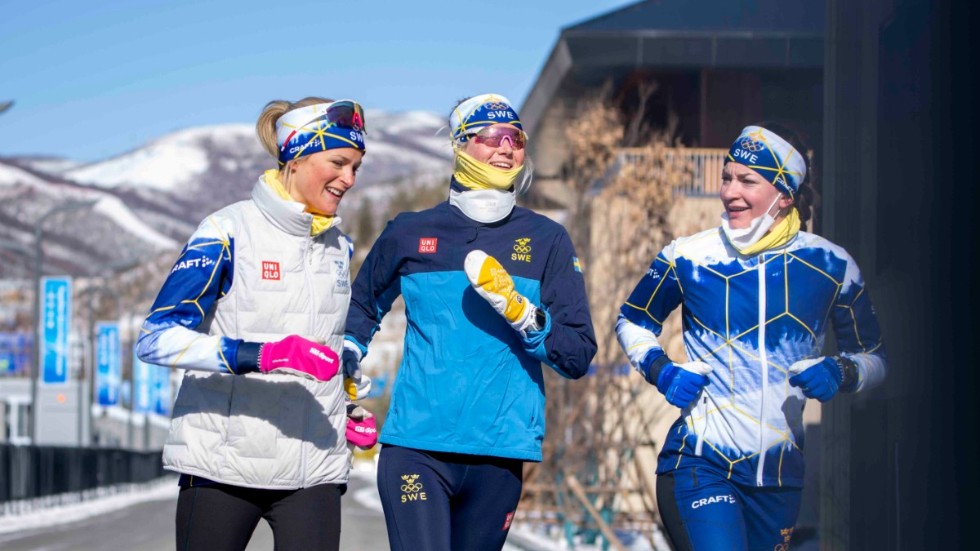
xmin=749 ymin=121 xmax=819 ymax=228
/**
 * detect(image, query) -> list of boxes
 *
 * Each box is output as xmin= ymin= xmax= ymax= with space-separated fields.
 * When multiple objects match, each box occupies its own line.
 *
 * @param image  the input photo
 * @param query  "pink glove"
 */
xmin=346 ymin=404 xmax=378 ymax=449
xmin=258 ymin=335 xmax=340 ymax=382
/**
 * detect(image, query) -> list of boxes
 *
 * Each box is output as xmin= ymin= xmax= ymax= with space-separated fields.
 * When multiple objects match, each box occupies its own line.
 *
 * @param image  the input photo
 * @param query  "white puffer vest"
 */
xmin=162 ymin=178 xmax=352 ymax=489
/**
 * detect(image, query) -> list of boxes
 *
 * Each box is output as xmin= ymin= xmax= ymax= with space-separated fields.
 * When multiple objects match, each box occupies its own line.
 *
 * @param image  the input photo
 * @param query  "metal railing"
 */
xmin=0 ymin=444 xmax=166 ymax=506
xmin=613 ymin=147 xmax=728 ymax=197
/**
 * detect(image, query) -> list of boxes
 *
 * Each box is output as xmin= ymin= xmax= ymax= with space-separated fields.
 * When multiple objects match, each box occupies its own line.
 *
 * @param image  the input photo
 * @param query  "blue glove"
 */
xmin=639 ymin=351 xmax=712 ymax=408
xmin=788 ymin=357 xmax=842 ymax=402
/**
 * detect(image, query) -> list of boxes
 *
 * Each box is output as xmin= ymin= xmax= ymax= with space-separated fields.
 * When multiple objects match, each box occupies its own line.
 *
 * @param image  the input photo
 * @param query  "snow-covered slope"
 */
xmin=0 ymin=110 xmax=454 ymax=278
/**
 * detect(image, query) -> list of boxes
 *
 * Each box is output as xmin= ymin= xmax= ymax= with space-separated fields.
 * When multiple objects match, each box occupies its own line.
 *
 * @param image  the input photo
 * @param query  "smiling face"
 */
xmin=720 ymin=162 xmax=794 ymax=229
xmin=285 ymin=147 xmax=363 ymax=215
xmin=463 ymin=123 xmax=526 ymax=170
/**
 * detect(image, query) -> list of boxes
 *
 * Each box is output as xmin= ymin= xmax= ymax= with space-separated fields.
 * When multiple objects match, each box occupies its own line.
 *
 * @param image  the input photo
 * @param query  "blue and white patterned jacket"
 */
xmin=617 ymin=227 xmax=886 ymax=487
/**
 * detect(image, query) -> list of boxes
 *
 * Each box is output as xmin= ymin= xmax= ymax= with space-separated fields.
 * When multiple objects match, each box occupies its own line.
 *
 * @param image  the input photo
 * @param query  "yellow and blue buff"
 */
xmin=276 ymin=100 xmax=366 ymax=166
xmin=449 ymin=93 xmax=525 ymax=191
xmin=727 ymin=126 xmax=807 ymax=198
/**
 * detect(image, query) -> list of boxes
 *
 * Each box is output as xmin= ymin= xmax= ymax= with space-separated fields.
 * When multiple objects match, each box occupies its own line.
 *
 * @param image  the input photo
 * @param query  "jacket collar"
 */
xmin=251 ymin=174 xmax=341 ymax=237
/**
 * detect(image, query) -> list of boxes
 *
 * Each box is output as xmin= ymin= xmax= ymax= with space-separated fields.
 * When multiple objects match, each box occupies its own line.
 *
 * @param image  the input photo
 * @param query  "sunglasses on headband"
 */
xmin=324 ymin=100 xmax=366 ymax=132
xmin=467 ymin=125 xmax=526 ymax=150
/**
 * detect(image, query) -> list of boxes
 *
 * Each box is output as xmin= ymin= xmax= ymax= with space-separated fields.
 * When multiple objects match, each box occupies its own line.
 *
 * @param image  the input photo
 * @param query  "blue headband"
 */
xmin=449 ymin=93 xmax=523 ymax=141
xmin=727 ymin=126 xmax=807 ymax=197
xmin=275 ymin=100 xmax=366 ymax=165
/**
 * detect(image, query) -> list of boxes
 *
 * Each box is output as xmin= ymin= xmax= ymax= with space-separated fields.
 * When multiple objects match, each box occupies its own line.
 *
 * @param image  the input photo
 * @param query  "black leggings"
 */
xmin=175 ymin=481 xmax=343 ymax=551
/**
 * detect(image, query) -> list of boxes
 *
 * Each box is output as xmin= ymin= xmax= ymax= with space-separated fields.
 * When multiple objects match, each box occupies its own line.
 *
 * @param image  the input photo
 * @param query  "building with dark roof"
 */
xmin=521 ymin=0 xmax=824 ymax=209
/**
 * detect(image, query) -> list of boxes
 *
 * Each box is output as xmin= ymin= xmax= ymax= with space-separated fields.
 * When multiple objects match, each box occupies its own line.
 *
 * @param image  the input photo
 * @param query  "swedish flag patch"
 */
xmin=573 ymin=257 xmax=582 ymax=273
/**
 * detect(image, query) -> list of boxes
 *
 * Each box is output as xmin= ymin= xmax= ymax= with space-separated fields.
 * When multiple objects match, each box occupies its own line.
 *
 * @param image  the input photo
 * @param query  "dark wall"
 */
xmin=701 ymin=69 xmax=823 ymax=151
xmin=823 ymin=0 xmax=979 ymax=547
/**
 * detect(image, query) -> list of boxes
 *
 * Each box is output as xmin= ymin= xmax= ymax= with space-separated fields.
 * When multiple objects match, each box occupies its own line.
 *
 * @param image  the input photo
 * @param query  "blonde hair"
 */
xmin=255 ymin=97 xmax=334 ymax=160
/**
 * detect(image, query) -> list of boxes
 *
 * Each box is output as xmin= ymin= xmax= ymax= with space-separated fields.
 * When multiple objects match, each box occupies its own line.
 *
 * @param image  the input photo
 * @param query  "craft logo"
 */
xmin=690 ymin=494 xmax=736 ymax=509
xmin=261 ymin=261 xmax=281 ymax=281
xmin=400 ymin=474 xmax=427 ymax=503
xmin=170 ymin=255 xmax=215 ymax=274
xmin=419 ymin=238 xmax=438 ymax=254
xmin=512 ymin=237 xmax=532 ymax=263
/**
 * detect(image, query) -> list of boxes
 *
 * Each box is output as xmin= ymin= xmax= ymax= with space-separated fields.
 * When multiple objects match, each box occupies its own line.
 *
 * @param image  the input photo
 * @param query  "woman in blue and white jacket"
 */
xmin=616 ymin=123 xmax=886 ymax=551
xmin=137 ymin=97 xmax=373 ymax=551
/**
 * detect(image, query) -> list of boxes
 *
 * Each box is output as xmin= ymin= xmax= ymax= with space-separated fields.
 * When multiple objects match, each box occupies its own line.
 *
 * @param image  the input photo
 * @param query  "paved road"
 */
xmin=0 ymin=473 xmax=389 ymax=551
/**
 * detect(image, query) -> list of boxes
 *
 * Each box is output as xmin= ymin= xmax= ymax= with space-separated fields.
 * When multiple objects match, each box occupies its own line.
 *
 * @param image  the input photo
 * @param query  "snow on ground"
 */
xmin=0 ymin=477 xmax=178 ymax=535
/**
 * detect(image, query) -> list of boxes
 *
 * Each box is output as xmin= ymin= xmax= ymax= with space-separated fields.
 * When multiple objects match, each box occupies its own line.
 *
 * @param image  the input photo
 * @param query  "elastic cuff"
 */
xmin=639 ymin=349 xmax=671 ymax=385
xmin=236 ymin=341 xmax=262 ymax=374
xmin=648 ymin=354 xmax=672 ymax=385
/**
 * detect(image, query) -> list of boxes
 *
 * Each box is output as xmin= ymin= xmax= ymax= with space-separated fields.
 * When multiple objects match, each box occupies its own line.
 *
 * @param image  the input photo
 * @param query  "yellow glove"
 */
xmin=464 ymin=250 xmax=535 ymax=330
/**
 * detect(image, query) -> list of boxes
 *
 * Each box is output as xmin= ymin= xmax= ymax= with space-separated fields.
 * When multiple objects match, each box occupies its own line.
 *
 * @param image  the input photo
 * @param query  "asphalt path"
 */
xmin=0 ymin=472 xmax=389 ymax=551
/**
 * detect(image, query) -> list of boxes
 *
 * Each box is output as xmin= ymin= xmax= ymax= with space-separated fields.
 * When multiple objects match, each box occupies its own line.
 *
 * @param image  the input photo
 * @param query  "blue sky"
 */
xmin=0 ymin=0 xmax=634 ymax=162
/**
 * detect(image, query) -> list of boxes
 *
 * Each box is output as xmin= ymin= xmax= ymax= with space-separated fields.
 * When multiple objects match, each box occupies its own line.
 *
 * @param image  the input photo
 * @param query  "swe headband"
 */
xmin=727 ymin=126 xmax=807 ymax=197
xmin=450 ymin=93 xmax=522 ymax=142
xmin=275 ymin=100 xmax=366 ymax=165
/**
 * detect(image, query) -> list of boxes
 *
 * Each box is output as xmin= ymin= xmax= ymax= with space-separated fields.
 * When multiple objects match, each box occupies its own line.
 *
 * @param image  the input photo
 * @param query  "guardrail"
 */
xmin=0 ymin=444 xmax=165 ymax=506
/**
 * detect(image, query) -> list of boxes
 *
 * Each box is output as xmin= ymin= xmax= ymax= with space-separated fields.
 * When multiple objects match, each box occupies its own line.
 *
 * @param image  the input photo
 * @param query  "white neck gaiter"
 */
xmin=721 ymin=195 xmax=781 ymax=251
xmin=449 ymin=188 xmax=515 ymax=224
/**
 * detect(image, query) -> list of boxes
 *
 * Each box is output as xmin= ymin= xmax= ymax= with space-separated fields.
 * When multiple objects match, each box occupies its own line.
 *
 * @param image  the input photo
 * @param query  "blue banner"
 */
xmin=40 ymin=276 xmax=72 ymax=384
xmin=95 ymin=322 xmax=121 ymax=406
xmin=133 ymin=351 xmax=153 ymax=414
xmin=0 ymin=332 xmax=32 ymax=374
xmin=153 ymin=364 xmax=171 ymax=416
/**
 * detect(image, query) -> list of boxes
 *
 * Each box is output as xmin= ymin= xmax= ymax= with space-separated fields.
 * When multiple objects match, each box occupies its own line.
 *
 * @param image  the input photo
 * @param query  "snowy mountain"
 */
xmin=0 ymin=160 xmax=179 ymax=279
xmin=0 ymin=110 xmax=454 ymax=279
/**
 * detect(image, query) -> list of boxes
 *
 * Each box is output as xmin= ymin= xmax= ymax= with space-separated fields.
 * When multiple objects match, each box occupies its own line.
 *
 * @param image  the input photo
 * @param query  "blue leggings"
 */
xmin=657 ymin=465 xmax=802 ymax=551
xmin=377 ymin=444 xmax=524 ymax=551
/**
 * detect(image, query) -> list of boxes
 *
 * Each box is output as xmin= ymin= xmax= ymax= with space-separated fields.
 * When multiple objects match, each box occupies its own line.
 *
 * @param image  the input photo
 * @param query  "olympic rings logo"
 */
xmin=740 ymin=137 xmax=765 ymax=152
xmin=401 ymin=483 xmax=423 ymax=493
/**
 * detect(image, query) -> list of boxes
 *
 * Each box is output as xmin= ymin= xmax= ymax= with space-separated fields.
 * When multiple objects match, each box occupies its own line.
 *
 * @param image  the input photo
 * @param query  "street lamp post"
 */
xmin=30 ymin=199 xmax=98 ymax=444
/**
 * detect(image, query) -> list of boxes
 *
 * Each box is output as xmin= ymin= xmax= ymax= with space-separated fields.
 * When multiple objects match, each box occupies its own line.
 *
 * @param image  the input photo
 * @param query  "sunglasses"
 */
xmin=324 ymin=100 xmax=366 ymax=132
xmin=468 ymin=125 xmax=526 ymax=150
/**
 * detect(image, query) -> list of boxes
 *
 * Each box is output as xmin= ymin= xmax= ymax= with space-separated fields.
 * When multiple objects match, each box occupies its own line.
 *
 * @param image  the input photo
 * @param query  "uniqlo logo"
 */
xmin=418 ymin=238 xmax=438 ymax=254
xmin=261 ymin=261 xmax=281 ymax=280
xmin=502 ymin=511 xmax=515 ymax=530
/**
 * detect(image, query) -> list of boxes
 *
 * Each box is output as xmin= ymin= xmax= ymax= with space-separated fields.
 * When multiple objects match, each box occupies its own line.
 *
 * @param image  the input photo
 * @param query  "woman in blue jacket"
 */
xmin=616 ymin=123 xmax=886 ymax=551
xmin=344 ymin=93 xmax=597 ymax=551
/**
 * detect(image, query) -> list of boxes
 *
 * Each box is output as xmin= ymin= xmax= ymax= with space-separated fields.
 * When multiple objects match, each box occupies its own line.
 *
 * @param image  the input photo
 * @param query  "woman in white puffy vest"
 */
xmin=137 ymin=96 xmax=375 ymax=551
xmin=616 ymin=123 xmax=886 ymax=551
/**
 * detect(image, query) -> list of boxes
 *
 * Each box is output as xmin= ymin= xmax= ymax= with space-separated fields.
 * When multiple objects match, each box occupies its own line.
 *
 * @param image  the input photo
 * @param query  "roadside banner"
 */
xmin=95 ymin=322 xmax=121 ymax=406
xmin=40 ymin=276 xmax=72 ymax=384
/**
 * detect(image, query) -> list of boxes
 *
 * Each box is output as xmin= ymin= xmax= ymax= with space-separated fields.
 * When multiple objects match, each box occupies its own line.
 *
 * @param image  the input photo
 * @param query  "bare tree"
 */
xmin=519 ymin=85 xmax=690 ymax=549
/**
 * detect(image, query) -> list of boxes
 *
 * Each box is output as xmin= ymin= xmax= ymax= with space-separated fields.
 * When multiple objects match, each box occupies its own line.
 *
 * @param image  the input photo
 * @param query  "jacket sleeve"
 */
xmin=523 ymin=230 xmax=596 ymax=379
xmin=136 ymin=215 xmax=250 ymax=373
xmin=831 ymin=255 xmax=887 ymax=392
xmin=344 ymin=220 xmax=404 ymax=355
xmin=616 ymin=243 xmax=684 ymax=371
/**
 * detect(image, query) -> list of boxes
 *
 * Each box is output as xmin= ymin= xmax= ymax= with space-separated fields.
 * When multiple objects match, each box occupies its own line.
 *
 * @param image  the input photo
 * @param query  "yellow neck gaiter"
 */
xmin=264 ymin=169 xmax=335 ymax=236
xmin=452 ymin=149 xmax=523 ymax=191
xmin=736 ymin=206 xmax=802 ymax=256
